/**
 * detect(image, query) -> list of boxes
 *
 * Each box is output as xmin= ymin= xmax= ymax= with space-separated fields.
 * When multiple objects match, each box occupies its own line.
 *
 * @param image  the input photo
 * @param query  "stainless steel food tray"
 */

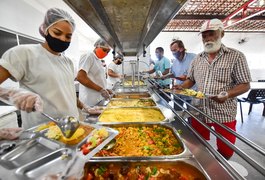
xmin=97 ymin=106 xmax=169 ymax=123
xmin=92 ymin=122 xmax=192 ymax=160
xmin=113 ymin=92 xmax=151 ymax=99
xmin=84 ymin=157 xmax=210 ymax=180
xmin=106 ymin=98 xmax=157 ymax=107
xmin=0 ymin=123 xmax=118 ymax=180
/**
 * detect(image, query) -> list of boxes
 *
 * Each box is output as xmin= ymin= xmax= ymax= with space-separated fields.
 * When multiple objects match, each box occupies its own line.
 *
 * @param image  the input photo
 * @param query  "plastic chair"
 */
xmin=237 ymin=89 xmax=265 ymax=122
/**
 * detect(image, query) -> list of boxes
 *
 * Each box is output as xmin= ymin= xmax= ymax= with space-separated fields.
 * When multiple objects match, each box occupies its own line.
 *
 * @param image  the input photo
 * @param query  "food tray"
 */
xmin=107 ymin=98 xmax=156 ymax=107
xmin=15 ymin=148 xmax=73 ymax=179
xmin=83 ymin=157 xmax=209 ymax=180
xmin=92 ymin=123 xmax=192 ymax=159
xmin=121 ymin=80 xmax=146 ymax=87
xmin=0 ymin=137 xmax=61 ymax=169
xmin=98 ymin=107 xmax=167 ymax=123
xmin=113 ymin=92 xmax=151 ymax=99
xmin=28 ymin=122 xmax=95 ymax=146
xmin=0 ymin=123 xmax=118 ymax=180
xmin=163 ymin=88 xmax=205 ymax=99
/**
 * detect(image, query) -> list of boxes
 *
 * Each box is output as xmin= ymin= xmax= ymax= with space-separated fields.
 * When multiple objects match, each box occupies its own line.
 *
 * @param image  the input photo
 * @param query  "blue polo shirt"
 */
xmin=154 ymin=56 xmax=171 ymax=86
xmin=171 ymin=52 xmax=196 ymax=85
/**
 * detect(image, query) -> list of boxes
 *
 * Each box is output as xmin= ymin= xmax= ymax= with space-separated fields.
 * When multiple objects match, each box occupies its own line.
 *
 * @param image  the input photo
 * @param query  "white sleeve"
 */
xmin=0 ymin=46 xmax=27 ymax=81
xmin=78 ymin=53 xmax=93 ymax=73
xmin=108 ymin=62 xmax=116 ymax=71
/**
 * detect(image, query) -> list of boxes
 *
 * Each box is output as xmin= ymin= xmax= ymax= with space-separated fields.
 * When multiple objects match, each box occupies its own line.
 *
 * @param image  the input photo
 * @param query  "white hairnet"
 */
xmin=39 ymin=8 xmax=75 ymax=37
xmin=94 ymin=38 xmax=110 ymax=48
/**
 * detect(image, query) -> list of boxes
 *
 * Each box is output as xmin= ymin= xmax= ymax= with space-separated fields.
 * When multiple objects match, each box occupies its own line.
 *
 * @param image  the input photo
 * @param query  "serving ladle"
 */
xmin=102 ymin=139 xmax=116 ymax=150
xmin=41 ymin=112 xmax=80 ymax=138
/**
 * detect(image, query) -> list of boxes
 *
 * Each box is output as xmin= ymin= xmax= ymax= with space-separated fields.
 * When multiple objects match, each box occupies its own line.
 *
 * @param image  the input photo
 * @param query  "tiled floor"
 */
xmin=209 ymin=103 xmax=265 ymax=179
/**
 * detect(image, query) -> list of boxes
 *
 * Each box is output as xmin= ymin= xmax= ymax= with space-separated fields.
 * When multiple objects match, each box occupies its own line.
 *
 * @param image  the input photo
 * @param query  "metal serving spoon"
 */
xmin=102 ymin=139 xmax=116 ymax=150
xmin=41 ymin=112 xmax=80 ymax=138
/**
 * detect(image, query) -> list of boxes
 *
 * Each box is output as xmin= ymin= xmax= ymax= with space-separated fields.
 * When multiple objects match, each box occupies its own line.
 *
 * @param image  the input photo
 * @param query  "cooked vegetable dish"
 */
xmin=113 ymin=93 xmax=150 ymax=99
xmin=40 ymin=122 xmax=94 ymax=145
xmin=96 ymin=125 xmax=183 ymax=156
xmin=99 ymin=108 xmax=165 ymax=122
xmin=83 ymin=161 xmax=207 ymax=180
xmin=164 ymin=88 xmax=204 ymax=99
xmin=123 ymin=80 xmax=145 ymax=86
xmin=107 ymin=99 xmax=156 ymax=107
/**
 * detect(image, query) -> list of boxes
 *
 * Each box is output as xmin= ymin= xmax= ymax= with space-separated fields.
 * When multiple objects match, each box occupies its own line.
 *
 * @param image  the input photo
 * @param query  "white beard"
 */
xmin=203 ymin=37 xmax=222 ymax=53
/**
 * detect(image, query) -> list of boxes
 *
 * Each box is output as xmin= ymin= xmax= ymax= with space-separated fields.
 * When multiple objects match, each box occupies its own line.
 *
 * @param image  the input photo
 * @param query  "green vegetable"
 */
xmin=143 ymin=146 xmax=152 ymax=150
xmin=151 ymin=167 xmax=157 ymax=175
xmin=90 ymin=137 xmax=97 ymax=147
xmin=177 ymin=129 xmax=183 ymax=134
xmin=153 ymin=128 xmax=165 ymax=133
xmin=97 ymin=166 xmax=106 ymax=175
xmin=145 ymin=172 xmax=150 ymax=180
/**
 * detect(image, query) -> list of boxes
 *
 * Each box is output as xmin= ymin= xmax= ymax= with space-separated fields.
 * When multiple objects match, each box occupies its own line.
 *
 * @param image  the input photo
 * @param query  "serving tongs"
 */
xmin=40 ymin=112 xmax=79 ymax=138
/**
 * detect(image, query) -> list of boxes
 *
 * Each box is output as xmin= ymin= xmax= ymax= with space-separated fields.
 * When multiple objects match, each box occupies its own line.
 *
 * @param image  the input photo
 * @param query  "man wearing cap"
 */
xmin=173 ymin=19 xmax=251 ymax=159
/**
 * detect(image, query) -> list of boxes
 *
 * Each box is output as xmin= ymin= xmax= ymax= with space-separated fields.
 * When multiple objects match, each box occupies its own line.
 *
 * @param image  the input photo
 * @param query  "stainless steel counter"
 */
xmin=2 ymin=80 xmax=263 ymax=179
xmin=84 ymin=84 xmax=238 ymax=179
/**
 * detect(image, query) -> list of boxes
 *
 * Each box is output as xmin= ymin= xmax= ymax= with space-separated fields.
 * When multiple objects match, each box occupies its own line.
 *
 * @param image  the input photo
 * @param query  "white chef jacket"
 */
xmin=78 ymin=51 xmax=107 ymax=106
xmin=0 ymin=44 xmax=79 ymax=129
xmin=107 ymin=61 xmax=122 ymax=89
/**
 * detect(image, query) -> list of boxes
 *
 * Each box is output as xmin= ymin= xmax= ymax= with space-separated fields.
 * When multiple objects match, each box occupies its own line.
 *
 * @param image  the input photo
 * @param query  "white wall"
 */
xmin=0 ymin=0 xmax=100 ymax=74
xmin=149 ymin=32 xmax=265 ymax=81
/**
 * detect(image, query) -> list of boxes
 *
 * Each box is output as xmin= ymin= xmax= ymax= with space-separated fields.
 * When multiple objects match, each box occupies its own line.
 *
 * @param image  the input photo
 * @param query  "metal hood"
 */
xmin=63 ymin=0 xmax=187 ymax=56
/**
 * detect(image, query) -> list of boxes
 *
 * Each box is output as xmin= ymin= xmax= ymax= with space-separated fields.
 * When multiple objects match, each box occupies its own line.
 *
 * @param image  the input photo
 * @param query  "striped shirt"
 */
xmin=188 ymin=44 xmax=251 ymax=123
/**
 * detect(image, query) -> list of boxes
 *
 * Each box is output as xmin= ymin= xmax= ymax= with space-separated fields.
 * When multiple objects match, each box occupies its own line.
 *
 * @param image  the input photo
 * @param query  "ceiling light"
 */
xmin=227 ymin=20 xmax=233 ymax=26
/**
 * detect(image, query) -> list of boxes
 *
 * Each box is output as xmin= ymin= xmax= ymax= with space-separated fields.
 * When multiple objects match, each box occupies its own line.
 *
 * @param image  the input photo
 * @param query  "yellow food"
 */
xmin=179 ymin=89 xmax=205 ymax=98
xmin=164 ymin=88 xmax=205 ymax=99
xmin=45 ymin=125 xmax=85 ymax=141
xmin=96 ymin=125 xmax=183 ymax=156
xmin=99 ymin=108 xmax=165 ymax=122
xmin=123 ymin=80 xmax=145 ymax=86
xmin=107 ymin=99 xmax=155 ymax=107
xmin=34 ymin=121 xmax=55 ymax=132
xmin=93 ymin=128 xmax=109 ymax=139
xmin=42 ymin=123 xmax=94 ymax=145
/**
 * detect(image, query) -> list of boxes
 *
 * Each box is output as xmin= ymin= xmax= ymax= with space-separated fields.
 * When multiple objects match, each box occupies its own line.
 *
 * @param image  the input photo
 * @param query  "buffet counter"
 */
xmin=1 ymin=79 xmax=264 ymax=179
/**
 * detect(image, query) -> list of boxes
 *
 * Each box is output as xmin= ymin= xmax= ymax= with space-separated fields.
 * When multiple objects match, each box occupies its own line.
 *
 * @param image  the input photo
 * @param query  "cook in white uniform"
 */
xmin=107 ymin=55 xmax=124 ymax=89
xmin=77 ymin=39 xmax=113 ymax=106
xmin=0 ymin=8 xmax=98 ymax=129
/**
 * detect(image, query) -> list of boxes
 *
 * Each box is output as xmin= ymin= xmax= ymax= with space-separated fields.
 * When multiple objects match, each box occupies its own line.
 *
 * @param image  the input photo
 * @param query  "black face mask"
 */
xmin=116 ymin=61 xmax=122 ymax=65
xmin=45 ymin=32 xmax=70 ymax=52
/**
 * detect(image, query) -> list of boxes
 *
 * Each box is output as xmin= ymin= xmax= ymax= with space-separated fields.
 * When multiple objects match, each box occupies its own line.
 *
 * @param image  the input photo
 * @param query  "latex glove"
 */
xmin=100 ymin=89 xmax=110 ymax=99
xmin=0 ymin=88 xmax=43 ymax=112
xmin=82 ymin=105 xmax=103 ymax=115
xmin=118 ymin=74 xmax=125 ymax=80
xmin=210 ymin=91 xmax=229 ymax=103
xmin=0 ymin=128 xmax=23 ymax=140
xmin=107 ymin=89 xmax=114 ymax=96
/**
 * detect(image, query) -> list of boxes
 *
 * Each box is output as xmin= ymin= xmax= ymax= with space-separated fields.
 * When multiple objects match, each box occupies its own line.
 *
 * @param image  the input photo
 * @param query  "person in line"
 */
xmin=0 ymin=8 xmax=99 ymax=129
xmin=107 ymin=55 xmax=124 ymax=89
xmin=143 ymin=47 xmax=171 ymax=101
xmin=173 ymin=19 xmax=251 ymax=159
xmin=76 ymin=38 xmax=113 ymax=106
xmin=160 ymin=39 xmax=196 ymax=111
